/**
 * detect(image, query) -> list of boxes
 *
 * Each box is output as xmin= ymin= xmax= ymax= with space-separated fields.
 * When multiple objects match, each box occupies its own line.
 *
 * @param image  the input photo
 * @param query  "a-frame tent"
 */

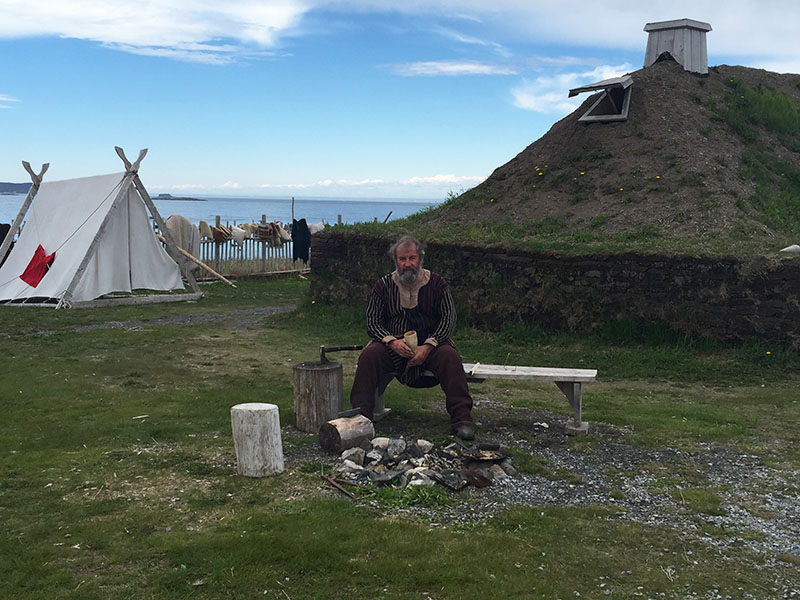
xmin=0 ymin=147 xmax=203 ymax=307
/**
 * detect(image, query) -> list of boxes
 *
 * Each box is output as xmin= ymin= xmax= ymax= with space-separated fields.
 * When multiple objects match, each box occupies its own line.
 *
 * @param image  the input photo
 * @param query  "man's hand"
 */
xmin=407 ymin=343 xmax=433 ymax=367
xmin=388 ymin=338 xmax=414 ymax=358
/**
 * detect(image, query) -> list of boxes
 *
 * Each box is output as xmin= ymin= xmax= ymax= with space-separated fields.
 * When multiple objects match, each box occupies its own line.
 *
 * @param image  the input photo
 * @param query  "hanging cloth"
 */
xmin=19 ymin=244 xmax=56 ymax=288
xmin=291 ymin=218 xmax=311 ymax=263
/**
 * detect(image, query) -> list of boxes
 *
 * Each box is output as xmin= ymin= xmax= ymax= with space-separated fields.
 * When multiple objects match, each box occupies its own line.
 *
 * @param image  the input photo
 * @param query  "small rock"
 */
xmin=369 ymin=470 xmax=402 ymax=484
xmin=489 ymin=464 xmax=509 ymax=480
xmin=387 ymin=438 xmax=407 ymax=458
xmin=408 ymin=474 xmax=435 ymax=486
xmin=337 ymin=459 xmax=363 ymax=472
xmin=435 ymin=468 xmax=464 ymax=491
xmin=365 ymin=449 xmax=384 ymax=464
xmin=341 ymin=447 xmax=365 ymax=466
xmin=499 ymin=458 xmax=517 ymax=476
xmin=371 ymin=437 xmax=390 ymax=450
xmin=407 ymin=444 xmax=424 ymax=459
xmin=416 ymin=439 xmax=434 ymax=454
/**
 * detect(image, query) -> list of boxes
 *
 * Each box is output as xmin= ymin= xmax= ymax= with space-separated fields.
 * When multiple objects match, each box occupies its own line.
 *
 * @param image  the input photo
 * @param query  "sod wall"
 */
xmin=310 ymin=231 xmax=800 ymax=347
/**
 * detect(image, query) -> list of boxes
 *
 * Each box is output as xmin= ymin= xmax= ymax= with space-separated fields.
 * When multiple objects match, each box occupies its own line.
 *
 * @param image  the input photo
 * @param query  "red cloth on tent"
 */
xmin=20 ymin=244 xmax=56 ymax=288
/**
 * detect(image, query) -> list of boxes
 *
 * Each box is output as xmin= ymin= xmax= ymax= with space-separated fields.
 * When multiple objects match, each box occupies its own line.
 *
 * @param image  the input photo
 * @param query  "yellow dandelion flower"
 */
xmin=538 ymin=172 xmax=543 ymax=176
xmin=766 ymin=351 xmax=771 ymax=355
xmin=656 ymin=175 xmax=661 ymax=179
xmin=580 ymin=172 xmax=585 ymax=175
xmin=312 ymin=300 xmax=316 ymax=304
xmin=619 ymin=187 xmax=624 ymax=191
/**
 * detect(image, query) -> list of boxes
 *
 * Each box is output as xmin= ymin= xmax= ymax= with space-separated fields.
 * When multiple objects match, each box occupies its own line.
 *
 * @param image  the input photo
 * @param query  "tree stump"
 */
xmin=292 ymin=360 xmax=343 ymax=433
xmin=319 ymin=414 xmax=375 ymax=454
xmin=231 ymin=403 xmax=284 ymax=477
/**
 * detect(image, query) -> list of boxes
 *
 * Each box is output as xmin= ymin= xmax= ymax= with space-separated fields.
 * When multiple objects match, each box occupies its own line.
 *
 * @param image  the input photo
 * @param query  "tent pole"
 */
xmin=115 ymin=146 xmax=201 ymax=294
xmin=0 ymin=161 xmax=49 ymax=263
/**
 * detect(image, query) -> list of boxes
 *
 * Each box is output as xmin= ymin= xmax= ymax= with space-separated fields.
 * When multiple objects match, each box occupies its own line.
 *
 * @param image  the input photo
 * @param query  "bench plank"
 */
xmin=461 ymin=363 xmax=597 ymax=382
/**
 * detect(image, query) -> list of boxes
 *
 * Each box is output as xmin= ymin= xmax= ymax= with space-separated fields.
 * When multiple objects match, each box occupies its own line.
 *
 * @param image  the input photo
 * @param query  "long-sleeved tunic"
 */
xmin=365 ymin=269 xmax=456 ymax=383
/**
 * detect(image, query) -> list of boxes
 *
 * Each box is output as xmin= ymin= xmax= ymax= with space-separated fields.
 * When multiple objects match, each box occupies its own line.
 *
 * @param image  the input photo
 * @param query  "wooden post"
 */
xmin=231 ymin=403 xmax=284 ymax=477
xmin=292 ymin=360 xmax=343 ymax=433
xmin=214 ymin=216 xmax=221 ymax=271
xmin=319 ymin=415 xmax=374 ymax=454
xmin=337 ymin=214 xmax=342 ymax=225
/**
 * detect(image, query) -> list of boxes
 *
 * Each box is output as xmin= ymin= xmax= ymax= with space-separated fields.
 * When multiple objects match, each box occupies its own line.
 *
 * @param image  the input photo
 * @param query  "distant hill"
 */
xmin=407 ymin=58 xmax=800 ymax=256
xmin=0 ymin=182 xmax=31 ymax=194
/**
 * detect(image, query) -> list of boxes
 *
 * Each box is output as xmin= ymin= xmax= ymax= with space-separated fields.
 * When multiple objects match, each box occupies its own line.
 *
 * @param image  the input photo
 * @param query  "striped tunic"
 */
xmin=365 ymin=269 xmax=457 ymax=384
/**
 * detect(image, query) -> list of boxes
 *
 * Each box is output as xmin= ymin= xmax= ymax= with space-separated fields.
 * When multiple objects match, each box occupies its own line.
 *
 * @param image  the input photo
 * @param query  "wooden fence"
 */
xmin=199 ymin=237 xmax=295 ymax=271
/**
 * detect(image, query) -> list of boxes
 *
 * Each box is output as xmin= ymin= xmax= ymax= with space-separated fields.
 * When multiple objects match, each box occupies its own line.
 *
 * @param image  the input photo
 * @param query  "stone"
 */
xmin=365 ymin=449 xmax=384 ymax=464
xmin=408 ymin=473 xmax=435 ymax=486
xmin=341 ymin=447 xmax=365 ymax=465
xmin=435 ymin=469 xmax=464 ymax=491
xmin=416 ymin=439 xmax=434 ymax=454
xmin=499 ymin=458 xmax=518 ymax=476
xmin=489 ymin=464 xmax=509 ymax=480
xmin=407 ymin=443 xmax=424 ymax=459
xmin=369 ymin=470 xmax=402 ymax=484
xmin=338 ymin=459 xmax=363 ymax=472
xmin=386 ymin=438 xmax=407 ymax=458
xmin=371 ymin=437 xmax=390 ymax=449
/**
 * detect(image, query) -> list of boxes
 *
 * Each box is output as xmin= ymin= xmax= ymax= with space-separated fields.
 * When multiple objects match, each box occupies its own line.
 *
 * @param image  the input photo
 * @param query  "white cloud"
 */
xmin=0 ymin=93 xmax=20 ymax=108
xmin=0 ymin=1 xmax=306 ymax=62
xmin=252 ymin=173 xmax=486 ymax=197
xmin=511 ymin=62 xmax=633 ymax=114
xmin=393 ymin=60 xmax=517 ymax=76
xmin=1 ymin=1 xmax=798 ymax=71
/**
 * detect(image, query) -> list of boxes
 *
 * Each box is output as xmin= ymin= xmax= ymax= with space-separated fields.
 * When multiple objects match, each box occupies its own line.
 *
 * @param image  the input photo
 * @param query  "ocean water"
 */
xmin=0 ymin=193 xmax=439 ymax=228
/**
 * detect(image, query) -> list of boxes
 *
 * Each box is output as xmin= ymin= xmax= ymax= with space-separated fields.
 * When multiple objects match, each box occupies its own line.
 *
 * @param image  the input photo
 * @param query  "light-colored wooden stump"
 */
xmin=292 ymin=360 xmax=343 ymax=433
xmin=231 ymin=403 xmax=284 ymax=477
xmin=319 ymin=415 xmax=375 ymax=454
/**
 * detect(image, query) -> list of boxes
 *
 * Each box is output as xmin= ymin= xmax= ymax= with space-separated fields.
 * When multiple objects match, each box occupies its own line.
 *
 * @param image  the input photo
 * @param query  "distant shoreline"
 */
xmin=153 ymin=194 xmax=207 ymax=202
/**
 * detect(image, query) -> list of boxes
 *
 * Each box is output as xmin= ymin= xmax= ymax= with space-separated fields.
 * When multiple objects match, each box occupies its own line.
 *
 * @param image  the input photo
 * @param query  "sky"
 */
xmin=1 ymin=1 xmax=799 ymax=200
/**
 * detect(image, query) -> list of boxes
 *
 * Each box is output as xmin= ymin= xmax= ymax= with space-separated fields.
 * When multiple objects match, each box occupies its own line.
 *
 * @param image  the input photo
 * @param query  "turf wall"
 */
xmin=310 ymin=231 xmax=800 ymax=348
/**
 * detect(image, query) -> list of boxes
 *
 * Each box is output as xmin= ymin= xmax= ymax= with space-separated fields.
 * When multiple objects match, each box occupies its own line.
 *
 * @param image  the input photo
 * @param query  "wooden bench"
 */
xmin=370 ymin=362 xmax=597 ymax=435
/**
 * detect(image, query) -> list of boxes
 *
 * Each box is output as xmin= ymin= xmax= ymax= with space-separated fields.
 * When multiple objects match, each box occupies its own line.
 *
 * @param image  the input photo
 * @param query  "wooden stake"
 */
xmin=156 ymin=233 xmax=236 ymax=288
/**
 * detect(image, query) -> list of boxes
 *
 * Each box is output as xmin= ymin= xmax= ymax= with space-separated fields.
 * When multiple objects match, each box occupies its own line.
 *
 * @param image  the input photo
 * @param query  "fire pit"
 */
xmin=332 ymin=436 xmax=517 ymax=492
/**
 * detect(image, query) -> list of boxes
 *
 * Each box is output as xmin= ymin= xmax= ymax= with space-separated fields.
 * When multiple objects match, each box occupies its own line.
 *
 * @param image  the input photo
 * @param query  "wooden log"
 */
xmin=319 ymin=415 xmax=375 ymax=454
xmin=231 ymin=403 xmax=284 ymax=477
xmin=292 ymin=360 xmax=343 ymax=433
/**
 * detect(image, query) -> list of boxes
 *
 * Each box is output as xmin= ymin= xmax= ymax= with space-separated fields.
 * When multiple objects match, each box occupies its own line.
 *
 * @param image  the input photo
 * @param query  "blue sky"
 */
xmin=1 ymin=1 xmax=799 ymax=199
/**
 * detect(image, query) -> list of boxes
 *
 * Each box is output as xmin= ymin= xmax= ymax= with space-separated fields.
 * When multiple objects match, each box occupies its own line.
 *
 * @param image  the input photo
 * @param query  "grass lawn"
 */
xmin=1 ymin=278 xmax=798 ymax=599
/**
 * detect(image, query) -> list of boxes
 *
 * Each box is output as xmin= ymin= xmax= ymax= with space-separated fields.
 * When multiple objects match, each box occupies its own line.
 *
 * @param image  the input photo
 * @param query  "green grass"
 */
xmin=1 ymin=278 xmax=798 ymax=598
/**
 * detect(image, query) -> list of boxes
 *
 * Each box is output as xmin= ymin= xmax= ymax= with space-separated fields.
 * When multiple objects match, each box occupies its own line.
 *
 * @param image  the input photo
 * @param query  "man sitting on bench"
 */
xmin=349 ymin=235 xmax=476 ymax=440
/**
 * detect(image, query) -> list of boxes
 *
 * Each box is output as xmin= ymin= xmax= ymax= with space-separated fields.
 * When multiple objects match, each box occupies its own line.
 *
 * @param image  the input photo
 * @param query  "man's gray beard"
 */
xmin=397 ymin=265 xmax=420 ymax=284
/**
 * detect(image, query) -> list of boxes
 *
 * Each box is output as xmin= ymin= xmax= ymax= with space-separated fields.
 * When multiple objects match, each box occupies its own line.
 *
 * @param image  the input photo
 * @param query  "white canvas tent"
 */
xmin=0 ymin=148 xmax=202 ymax=307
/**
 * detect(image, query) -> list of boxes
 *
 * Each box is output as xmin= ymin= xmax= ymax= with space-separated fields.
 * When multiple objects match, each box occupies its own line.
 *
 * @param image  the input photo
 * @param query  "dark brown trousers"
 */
xmin=349 ymin=341 xmax=473 ymax=425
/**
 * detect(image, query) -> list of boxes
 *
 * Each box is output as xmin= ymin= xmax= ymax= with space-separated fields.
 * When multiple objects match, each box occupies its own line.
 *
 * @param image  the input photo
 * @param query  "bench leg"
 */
xmin=372 ymin=374 xmax=394 ymax=421
xmin=555 ymin=382 xmax=589 ymax=436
